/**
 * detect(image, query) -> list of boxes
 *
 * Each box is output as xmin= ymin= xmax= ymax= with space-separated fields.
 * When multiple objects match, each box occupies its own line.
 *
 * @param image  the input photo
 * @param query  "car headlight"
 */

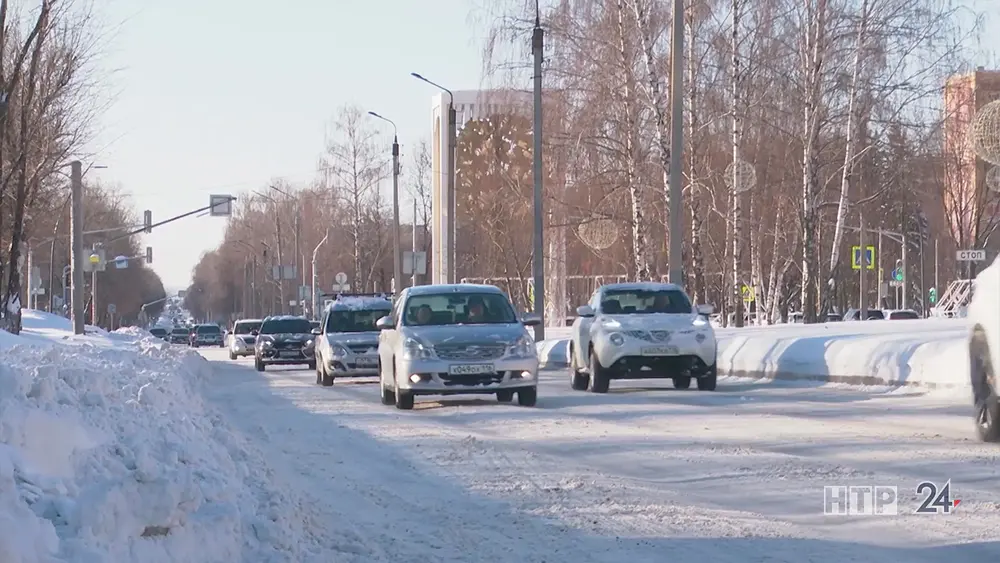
xmin=330 ymin=343 xmax=348 ymax=357
xmin=608 ymin=332 xmax=625 ymax=346
xmin=304 ymin=339 xmax=315 ymax=348
xmin=260 ymin=339 xmax=273 ymax=348
xmin=402 ymin=337 xmax=433 ymax=360
xmin=508 ymin=334 xmax=536 ymax=358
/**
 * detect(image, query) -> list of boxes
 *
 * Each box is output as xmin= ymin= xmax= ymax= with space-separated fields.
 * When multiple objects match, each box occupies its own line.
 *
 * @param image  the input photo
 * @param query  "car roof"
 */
xmin=262 ymin=315 xmax=308 ymax=321
xmin=234 ymin=318 xmax=263 ymax=324
xmin=326 ymin=296 xmax=392 ymax=311
xmin=405 ymin=283 xmax=505 ymax=296
xmin=599 ymin=282 xmax=685 ymax=292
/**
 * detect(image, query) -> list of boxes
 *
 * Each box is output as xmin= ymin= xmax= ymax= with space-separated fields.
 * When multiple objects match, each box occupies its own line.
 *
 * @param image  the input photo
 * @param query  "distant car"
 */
xmin=168 ymin=326 xmax=190 ymax=344
xmin=313 ymin=294 xmax=392 ymax=386
xmin=376 ymin=284 xmax=540 ymax=410
xmin=843 ymin=308 xmax=885 ymax=321
xmin=968 ymin=256 xmax=998 ymax=441
xmin=253 ymin=315 xmax=316 ymax=372
xmin=190 ymin=324 xmax=224 ymax=348
xmin=149 ymin=327 xmax=168 ymax=340
xmin=568 ymin=282 xmax=717 ymax=392
xmin=227 ymin=318 xmax=261 ymax=360
xmin=885 ymin=309 xmax=920 ymax=320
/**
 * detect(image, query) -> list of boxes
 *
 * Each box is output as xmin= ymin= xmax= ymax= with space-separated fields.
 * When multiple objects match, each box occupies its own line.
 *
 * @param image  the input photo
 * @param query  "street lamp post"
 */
xmin=312 ymin=228 xmax=330 ymax=320
xmin=411 ymin=72 xmax=457 ymax=283
xmin=668 ymin=0 xmax=685 ymax=286
xmin=530 ymin=6 xmax=546 ymax=341
xmin=368 ymin=111 xmax=403 ymax=295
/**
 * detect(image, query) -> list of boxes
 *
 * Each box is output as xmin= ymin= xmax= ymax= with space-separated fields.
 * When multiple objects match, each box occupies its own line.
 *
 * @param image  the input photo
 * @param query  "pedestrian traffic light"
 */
xmin=929 ymin=287 xmax=937 ymax=304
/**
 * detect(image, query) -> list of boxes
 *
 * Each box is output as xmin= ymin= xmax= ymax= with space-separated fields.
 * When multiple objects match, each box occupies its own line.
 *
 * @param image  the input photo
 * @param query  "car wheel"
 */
xmin=697 ymin=363 xmax=717 ymax=391
xmin=315 ymin=361 xmax=324 ymax=385
xmin=321 ymin=364 xmax=334 ymax=387
xmin=971 ymin=334 xmax=1000 ymax=442
xmin=379 ymin=361 xmax=396 ymax=405
xmin=517 ymin=387 xmax=537 ymax=407
xmin=673 ymin=376 xmax=692 ymax=389
xmin=308 ymin=359 xmax=317 ymax=371
xmin=496 ymin=390 xmax=514 ymax=403
xmin=569 ymin=345 xmax=589 ymax=391
xmin=255 ymin=356 xmax=265 ymax=372
xmin=393 ymin=363 xmax=413 ymax=410
xmin=229 ymin=350 xmax=237 ymax=360
xmin=588 ymin=348 xmax=610 ymax=393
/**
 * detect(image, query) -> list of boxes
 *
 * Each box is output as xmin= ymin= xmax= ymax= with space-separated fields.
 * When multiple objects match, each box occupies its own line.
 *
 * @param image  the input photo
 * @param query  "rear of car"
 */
xmin=168 ymin=327 xmax=190 ymax=344
xmin=314 ymin=296 xmax=392 ymax=386
xmin=191 ymin=324 xmax=224 ymax=347
xmin=149 ymin=327 xmax=168 ymax=340
xmin=228 ymin=319 xmax=262 ymax=359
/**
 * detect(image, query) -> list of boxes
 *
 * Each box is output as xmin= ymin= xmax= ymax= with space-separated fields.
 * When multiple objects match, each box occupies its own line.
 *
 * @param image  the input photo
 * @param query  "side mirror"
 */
xmin=696 ymin=304 xmax=714 ymax=316
xmin=310 ymin=327 xmax=321 ymax=335
xmin=375 ymin=315 xmax=394 ymax=330
xmin=521 ymin=313 xmax=542 ymax=326
xmin=576 ymin=305 xmax=595 ymax=318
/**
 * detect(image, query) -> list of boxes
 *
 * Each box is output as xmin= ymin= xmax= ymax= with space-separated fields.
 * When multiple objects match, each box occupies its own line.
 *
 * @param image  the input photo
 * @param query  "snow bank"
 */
xmin=0 ymin=313 xmax=315 ymax=562
xmin=537 ymin=319 xmax=970 ymax=390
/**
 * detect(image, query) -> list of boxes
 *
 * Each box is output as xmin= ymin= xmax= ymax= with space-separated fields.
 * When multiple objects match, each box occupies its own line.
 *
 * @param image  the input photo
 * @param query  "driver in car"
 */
xmin=467 ymin=296 xmax=488 ymax=323
xmin=414 ymin=304 xmax=433 ymax=325
xmin=650 ymin=293 xmax=671 ymax=313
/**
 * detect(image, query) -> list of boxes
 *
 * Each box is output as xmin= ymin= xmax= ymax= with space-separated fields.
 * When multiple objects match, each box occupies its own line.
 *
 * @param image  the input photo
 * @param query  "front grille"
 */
xmin=347 ymin=343 xmax=376 ymax=354
xmin=274 ymin=341 xmax=302 ymax=349
xmin=649 ymin=330 xmax=672 ymax=342
xmin=625 ymin=330 xmax=653 ymax=341
xmin=435 ymin=344 xmax=506 ymax=360
xmin=439 ymin=371 xmax=505 ymax=386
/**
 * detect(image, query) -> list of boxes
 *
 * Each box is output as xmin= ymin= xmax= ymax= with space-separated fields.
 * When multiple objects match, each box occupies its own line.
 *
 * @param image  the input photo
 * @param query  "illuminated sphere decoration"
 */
xmin=970 ymin=100 xmax=1000 ymax=165
xmin=577 ymin=217 xmax=619 ymax=250
xmin=725 ymin=158 xmax=757 ymax=194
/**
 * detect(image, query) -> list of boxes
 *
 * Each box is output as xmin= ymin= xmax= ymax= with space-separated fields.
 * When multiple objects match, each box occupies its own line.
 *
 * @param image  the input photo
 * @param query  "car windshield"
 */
xmin=325 ymin=309 xmax=391 ymax=333
xmin=260 ymin=318 xmax=312 ymax=334
xmin=403 ymin=292 xmax=517 ymax=326
xmin=600 ymin=288 xmax=692 ymax=315
xmin=171 ymin=328 xmax=188 ymax=335
xmin=150 ymin=328 xmax=166 ymax=335
xmin=196 ymin=325 xmax=220 ymax=334
xmin=233 ymin=321 xmax=261 ymax=334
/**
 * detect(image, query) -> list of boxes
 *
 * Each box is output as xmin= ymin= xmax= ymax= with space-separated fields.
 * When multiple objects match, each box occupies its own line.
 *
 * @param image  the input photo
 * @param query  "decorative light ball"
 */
xmin=970 ymin=100 xmax=1000 ymax=165
xmin=725 ymin=159 xmax=756 ymax=194
xmin=577 ymin=217 xmax=619 ymax=250
xmin=987 ymin=166 xmax=1000 ymax=192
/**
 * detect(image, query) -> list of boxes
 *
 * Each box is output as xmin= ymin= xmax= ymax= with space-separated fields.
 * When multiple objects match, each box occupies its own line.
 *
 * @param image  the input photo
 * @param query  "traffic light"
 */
xmin=929 ymin=287 xmax=937 ymax=304
xmin=143 ymin=210 xmax=152 ymax=234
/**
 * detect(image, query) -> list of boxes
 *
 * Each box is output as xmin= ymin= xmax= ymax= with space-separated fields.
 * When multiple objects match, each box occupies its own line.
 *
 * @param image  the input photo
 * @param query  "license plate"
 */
xmin=448 ymin=363 xmax=495 ymax=375
xmin=642 ymin=346 xmax=679 ymax=355
xmin=279 ymin=350 xmax=300 ymax=358
xmin=355 ymin=356 xmax=378 ymax=367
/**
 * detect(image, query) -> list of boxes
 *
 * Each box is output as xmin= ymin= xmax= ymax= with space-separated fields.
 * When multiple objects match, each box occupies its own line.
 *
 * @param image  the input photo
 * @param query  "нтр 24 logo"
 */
xmin=915 ymin=480 xmax=961 ymax=514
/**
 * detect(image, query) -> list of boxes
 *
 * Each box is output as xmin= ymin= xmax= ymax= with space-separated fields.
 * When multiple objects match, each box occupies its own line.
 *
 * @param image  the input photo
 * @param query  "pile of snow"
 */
xmin=537 ymin=318 xmax=970 ymax=390
xmin=0 ymin=312 xmax=316 ymax=562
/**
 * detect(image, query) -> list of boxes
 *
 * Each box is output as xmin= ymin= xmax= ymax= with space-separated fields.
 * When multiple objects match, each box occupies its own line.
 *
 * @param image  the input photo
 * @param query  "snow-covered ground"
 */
xmin=4 ymin=308 xmax=998 ymax=562
xmin=201 ymin=349 xmax=1000 ymax=561
xmin=0 ymin=310 xmax=344 ymax=562
xmin=538 ymin=318 xmax=970 ymax=391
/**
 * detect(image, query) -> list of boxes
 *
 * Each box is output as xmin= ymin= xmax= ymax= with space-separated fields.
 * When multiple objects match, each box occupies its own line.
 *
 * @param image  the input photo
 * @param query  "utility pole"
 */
xmin=91 ymin=244 xmax=99 ymax=327
xmin=412 ymin=198 xmax=418 ymax=287
xmin=531 ymin=5 xmax=546 ymax=341
xmin=392 ymin=133 xmax=402 ymax=295
xmin=901 ymin=230 xmax=909 ymax=310
xmin=667 ymin=0 xmax=685 ymax=286
xmin=859 ymin=211 xmax=867 ymax=320
xmin=293 ymin=209 xmax=300 ymax=313
xmin=70 ymin=161 xmax=84 ymax=334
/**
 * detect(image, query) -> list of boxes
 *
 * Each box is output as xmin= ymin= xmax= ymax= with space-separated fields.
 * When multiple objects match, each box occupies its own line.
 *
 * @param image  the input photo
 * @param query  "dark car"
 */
xmin=168 ymin=326 xmax=190 ymax=344
xmin=253 ymin=315 xmax=317 ymax=372
xmin=149 ymin=327 xmax=168 ymax=340
xmin=190 ymin=324 xmax=225 ymax=348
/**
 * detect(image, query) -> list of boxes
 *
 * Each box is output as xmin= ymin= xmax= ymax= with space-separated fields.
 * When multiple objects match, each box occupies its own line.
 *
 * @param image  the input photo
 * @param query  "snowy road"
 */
xmin=199 ymin=348 xmax=1000 ymax=562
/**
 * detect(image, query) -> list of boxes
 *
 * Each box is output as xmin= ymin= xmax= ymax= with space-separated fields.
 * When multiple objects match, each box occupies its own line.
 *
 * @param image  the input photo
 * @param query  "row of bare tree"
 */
xmin=187 ymin=0 xmax=997 ymax=325
xmin=0 ymin=0 xmax=167 ymax=333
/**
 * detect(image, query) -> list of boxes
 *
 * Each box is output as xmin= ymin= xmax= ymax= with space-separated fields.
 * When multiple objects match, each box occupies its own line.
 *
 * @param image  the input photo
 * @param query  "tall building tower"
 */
xmin=428 ymin=90 xmax=530 ymax=283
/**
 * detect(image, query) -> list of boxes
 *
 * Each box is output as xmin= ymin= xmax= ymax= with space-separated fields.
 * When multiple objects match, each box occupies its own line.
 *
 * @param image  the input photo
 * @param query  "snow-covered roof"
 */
xmin=327 ymin=296 xmax=392 ymax=311
xmin=599 ymin=281 xmax=684 ymax=293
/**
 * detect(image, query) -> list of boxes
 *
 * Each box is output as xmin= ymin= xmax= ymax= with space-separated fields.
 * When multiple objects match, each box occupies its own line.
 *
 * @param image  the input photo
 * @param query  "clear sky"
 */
xmin=85 ymin=0 xmax=501 ymax=292
xmin=83 ymin=0 xmax=997 ymax=293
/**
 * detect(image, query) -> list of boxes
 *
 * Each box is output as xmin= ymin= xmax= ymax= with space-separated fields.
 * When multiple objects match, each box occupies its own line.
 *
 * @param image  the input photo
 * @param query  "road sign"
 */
xmin=889 ymin=280 xmax=903 ymax=288
xmin=741 ymin=284 xmax=755 ymax=303
xmin=209 ymin=194 xmax=234 ymax=217
xmin=402 ymin=251 xmax=427 ymax=275
xmin=891 ymin=268 xmax=903 ymax=281
xmin=956 ymin=249 xmax=987 ymax=261
xmin=107 ymin=303 xmax=116 ymax=314
xmin=331 ymin=282 xmax=351 ymax=292
xmin=335 ymin=272 xmax=348 ymax=285
xmin=114 ymin=255 xmax=129 ymax=269
xmin=851 ymin=245 xmax=876 ymax=270
xmin=271 ymin=265 xmax=297 ymax=280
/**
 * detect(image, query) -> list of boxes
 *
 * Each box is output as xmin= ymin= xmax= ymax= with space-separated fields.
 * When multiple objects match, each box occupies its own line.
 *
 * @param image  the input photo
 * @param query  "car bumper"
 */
xmin=194 ymin=339 xmax=223 ymax=346
xmin=324 ymin=354 xmax=379 ymax=377
xmin=231 ymin=340 xmax=255 ymax=355
xmin=258 ymin=348 xmax=314 ymax=364
xmin=395 ymin=356 xmax=539 ymax=395
xmin=597 ymin=335 xmax=716 ymax=375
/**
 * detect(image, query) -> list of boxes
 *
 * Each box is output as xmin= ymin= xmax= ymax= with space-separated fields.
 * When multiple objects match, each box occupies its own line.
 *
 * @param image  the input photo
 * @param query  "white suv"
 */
xmin=313 ymin=295 xmax=392 ymax=386
xmin=227 ymin=318 xmax=261 ymax=359
xmin=375 ymin=284 xmax=541 ymax=410
xmin=568 ymin=282 xmax=717 ymax=393
xmin=968 ymin=256 xmax=997 ymax=441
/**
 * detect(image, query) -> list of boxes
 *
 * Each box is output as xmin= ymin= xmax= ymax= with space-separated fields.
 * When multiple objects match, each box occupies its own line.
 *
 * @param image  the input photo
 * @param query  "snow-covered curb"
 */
xmin=0 ymin=314 xmax=316 ymax=562
xmin=536 ymin=319 xmax=971 ymax=390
